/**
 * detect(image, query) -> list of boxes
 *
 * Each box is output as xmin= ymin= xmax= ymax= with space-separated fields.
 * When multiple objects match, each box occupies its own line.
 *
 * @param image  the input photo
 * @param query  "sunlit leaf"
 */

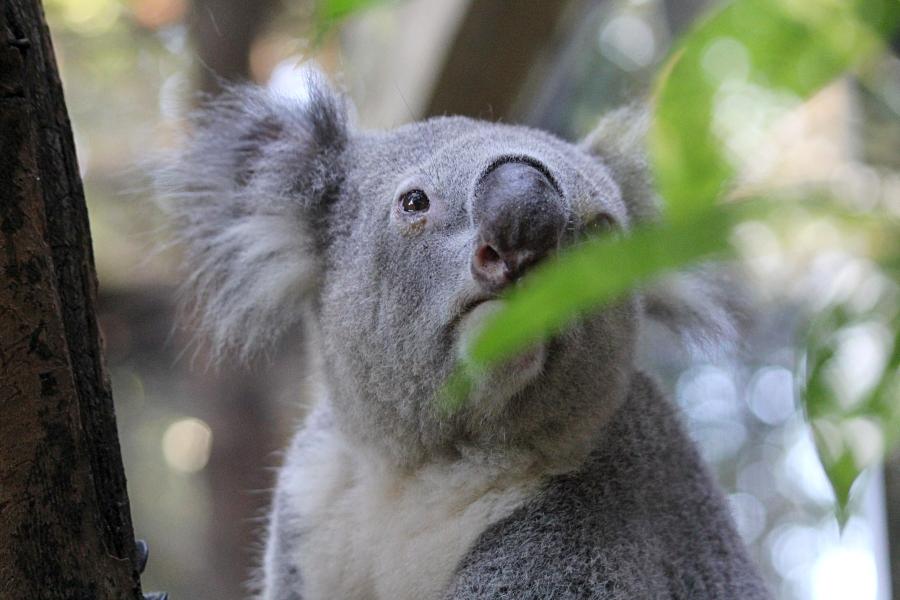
xmin=467 ymin=208 xmax=732 ymax=366
xmin=817 ymin=437 xmax=856 ymax=524
xmin=803 ymin=301 xmax=899 ymax=518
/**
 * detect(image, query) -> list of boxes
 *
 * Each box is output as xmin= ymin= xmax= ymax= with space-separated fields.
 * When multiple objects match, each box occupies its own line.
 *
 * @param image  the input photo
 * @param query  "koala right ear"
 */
xmin=156 ymin=71 xmax=349 ymax=362
xmin=580 ymin=105 xmax=659 ymax=224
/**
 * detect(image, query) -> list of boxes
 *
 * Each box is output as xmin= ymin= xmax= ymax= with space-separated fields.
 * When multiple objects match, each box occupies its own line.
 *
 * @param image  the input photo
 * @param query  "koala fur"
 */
xmin=157 ymin=72 xmax=770 ymax=600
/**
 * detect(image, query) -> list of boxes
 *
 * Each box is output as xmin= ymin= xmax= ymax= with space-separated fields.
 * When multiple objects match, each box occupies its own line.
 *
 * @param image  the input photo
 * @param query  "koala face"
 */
xmin=319 ymin=119 xmax=640 ymax=464
xmin=159 ymin=75 xmax=650 ymax=467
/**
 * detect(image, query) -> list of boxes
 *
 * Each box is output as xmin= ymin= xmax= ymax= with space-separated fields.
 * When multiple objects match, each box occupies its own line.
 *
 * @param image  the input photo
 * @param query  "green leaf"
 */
xmin=410 ymin=207 xmax=730 ymax=412
xmin=317 ymin=0 xmax=392 ymax=21
xmin=803 ymin=305 xmax=899 ymax=519
xmin=440 ymin=209 xmax=732 ymax=411
xmin=818 ymin=436 xmax=857 ymax=526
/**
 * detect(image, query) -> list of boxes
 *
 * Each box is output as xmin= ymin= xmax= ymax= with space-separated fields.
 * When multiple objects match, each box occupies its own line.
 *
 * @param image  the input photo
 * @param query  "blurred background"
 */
xmin=41 ymin=0 xmax=899 ymax=598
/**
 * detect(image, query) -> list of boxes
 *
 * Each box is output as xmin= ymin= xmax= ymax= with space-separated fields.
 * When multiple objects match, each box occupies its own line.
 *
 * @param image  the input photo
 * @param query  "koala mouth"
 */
xmin=448 ymin=292 xmax=498 ymax=333
xmin=450 ymin=289 xmax=548 ymax=369
xmin=451 ymin=296 xmax=549 ymax=406
xmin=459 ymin=296 xmax=494 ymax=318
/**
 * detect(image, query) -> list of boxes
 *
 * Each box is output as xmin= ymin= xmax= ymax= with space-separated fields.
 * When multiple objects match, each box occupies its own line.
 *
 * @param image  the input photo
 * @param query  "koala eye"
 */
xmin=400 ymin=189 xmax=430 ymax=213
xmin=584 ymin=213 xmax=616 ymax=237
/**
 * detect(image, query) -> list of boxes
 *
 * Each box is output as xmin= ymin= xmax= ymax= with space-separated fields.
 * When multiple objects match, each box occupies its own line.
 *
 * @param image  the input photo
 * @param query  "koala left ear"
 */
xmin=156 ymin=71 xmax=349 ymax=361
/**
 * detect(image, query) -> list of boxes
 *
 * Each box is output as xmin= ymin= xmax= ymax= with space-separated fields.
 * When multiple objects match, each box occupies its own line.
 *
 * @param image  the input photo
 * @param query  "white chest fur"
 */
xmin=280 ymin=426 xmax=542 ymax=600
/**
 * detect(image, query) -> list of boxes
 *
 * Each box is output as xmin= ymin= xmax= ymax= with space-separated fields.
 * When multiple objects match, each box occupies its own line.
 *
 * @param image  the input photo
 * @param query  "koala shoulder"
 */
xmin=445 ymin=374 xmax=770 ymax=600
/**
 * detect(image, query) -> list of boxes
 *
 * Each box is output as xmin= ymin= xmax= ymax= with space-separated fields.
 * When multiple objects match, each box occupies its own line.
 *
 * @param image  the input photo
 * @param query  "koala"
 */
xmin=157 ymin=72 xmax=771 ymax=600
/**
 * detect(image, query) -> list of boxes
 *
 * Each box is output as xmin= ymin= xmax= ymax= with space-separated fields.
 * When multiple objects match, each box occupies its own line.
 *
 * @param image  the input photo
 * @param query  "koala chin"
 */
xmin=158 ymin=72 xmax=771 ymax=600
xmin=454 ymin=299 xmax=547 ymax=417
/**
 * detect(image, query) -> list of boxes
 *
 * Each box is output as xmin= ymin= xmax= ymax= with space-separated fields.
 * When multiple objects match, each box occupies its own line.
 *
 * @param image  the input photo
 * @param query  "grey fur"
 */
xmin=444 ymin=373 xmax=769 ymax=599
xmin=155 ymin=73 xmax=347 ymax=361
xmin=157 ymin=72 xmax=769 ymax=599
xmin=580 ymin=105 xmax=658 ymax=224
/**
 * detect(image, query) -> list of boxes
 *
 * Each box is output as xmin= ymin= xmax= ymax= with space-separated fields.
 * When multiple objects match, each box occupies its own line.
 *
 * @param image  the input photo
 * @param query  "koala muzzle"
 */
xmin=471 ymin=160 xmax=566 ymax=292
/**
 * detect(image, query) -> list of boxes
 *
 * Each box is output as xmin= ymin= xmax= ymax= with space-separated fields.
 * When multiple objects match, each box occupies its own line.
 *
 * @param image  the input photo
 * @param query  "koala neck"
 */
xmin=321 ymin=363 xmax=635 ymax=476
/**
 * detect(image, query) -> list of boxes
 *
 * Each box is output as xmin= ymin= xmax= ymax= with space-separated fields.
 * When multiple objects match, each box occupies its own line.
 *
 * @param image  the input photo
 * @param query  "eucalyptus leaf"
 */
xmin=440 ymin=207 xmax=733 ymax=411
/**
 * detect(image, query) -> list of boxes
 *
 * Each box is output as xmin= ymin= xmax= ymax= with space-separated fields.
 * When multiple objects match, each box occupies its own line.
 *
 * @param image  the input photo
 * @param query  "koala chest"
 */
xmin=287 ymin=431 xmax=541 ymax=600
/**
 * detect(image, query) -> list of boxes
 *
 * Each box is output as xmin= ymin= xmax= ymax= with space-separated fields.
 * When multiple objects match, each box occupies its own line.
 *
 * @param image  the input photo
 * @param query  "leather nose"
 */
xmin=470 ymin=161 xmax=565 ymax=292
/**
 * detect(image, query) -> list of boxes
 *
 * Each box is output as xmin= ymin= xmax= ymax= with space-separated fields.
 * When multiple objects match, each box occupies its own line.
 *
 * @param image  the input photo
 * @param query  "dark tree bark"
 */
xmin=0 ymin=0 xmax=143 ymax=597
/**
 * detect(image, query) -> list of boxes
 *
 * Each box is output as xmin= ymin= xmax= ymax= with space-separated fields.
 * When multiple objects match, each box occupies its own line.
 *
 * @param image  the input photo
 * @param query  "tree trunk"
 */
xmin=0 ymin=0 xmax=143 ymax=597
xmin=424 ymin=0 xmax=573 ymax=121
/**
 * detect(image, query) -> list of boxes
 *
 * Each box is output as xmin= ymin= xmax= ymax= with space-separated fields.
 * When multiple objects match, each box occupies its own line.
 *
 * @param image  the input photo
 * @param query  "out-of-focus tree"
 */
xmin=188 ymin=0 xmax=280 ymax=93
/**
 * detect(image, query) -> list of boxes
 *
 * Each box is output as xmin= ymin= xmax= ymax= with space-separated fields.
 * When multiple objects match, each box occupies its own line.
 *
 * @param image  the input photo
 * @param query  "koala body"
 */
xmin=159 ymin=74 xmax=770 ymax=600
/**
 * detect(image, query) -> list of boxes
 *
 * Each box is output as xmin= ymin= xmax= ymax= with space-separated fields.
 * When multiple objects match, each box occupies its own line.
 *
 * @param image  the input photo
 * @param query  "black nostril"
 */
xmin=474 ymin=243 xmax=502 ymax=272
xmin=471 ymin=241 xmax=539 ymax=291
xmin=472 ymin=243 xmax=505 ymax=288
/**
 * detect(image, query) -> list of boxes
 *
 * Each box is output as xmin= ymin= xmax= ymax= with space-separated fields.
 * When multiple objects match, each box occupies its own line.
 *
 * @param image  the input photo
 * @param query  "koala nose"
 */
xmin=471 ymin=161 xmax=566 ymax=292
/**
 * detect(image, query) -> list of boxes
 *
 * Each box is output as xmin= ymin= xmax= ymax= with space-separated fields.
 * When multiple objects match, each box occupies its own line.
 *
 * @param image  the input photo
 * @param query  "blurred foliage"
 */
xmin=804 ymin=295 xmax=899 ymax=519
xmin=651 ymin=0 xmax=886 ymax=220
xmin=439 ymin=0 xmax=900 ymax=520
xmin=313 ymin=0 xmax=395 ymax=36
xmin=648 ymin=0 xmax=899 ymax=518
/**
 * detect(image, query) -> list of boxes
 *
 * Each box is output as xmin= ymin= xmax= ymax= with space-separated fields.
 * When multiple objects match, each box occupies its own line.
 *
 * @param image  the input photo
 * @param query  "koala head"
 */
xmin=158 ymin=74 xmax=728 ymax=468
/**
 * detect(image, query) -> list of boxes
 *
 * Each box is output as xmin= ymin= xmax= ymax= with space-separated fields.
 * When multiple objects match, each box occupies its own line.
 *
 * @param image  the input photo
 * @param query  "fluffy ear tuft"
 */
xmin=156 ymin=72 xmax=349 ymax=362
xmin=640 ymin=266 xmax=752 ymax=357
xmin=584 ymin=109 xmax=750 ymax=353
xmin=580 ymin=105 xmax=659 ymax=224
